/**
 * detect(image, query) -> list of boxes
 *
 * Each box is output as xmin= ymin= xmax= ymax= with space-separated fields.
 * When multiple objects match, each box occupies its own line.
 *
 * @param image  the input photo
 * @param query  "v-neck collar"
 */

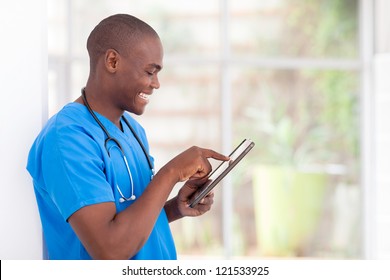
xmin=71 ymin=102 xmax=133 ymax=142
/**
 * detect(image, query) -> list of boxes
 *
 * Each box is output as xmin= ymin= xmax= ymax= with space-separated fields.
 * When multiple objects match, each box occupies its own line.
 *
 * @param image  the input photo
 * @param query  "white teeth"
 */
xmin=138 ymin=93 xmax=149 ymax=100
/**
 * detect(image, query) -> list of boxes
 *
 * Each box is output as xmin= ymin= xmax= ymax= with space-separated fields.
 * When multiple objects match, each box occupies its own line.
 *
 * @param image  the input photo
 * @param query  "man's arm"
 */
xmin=68 ymin=146 xmax=228 ymax=259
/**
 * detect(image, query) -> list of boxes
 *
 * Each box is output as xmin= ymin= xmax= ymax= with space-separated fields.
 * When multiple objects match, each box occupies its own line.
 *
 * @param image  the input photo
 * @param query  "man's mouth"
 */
xmin=138 ymin=92 xmax=150 ymax=101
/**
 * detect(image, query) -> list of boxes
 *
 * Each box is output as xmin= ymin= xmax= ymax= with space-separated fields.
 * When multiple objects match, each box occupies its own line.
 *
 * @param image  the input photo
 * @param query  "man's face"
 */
xmin=114 ymin=36 xmax=163 ymax=115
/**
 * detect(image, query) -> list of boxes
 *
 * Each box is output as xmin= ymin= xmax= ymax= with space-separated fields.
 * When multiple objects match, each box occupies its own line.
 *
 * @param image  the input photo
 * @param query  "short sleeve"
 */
xmin=41 ymin=117 xmax=114 ymax=221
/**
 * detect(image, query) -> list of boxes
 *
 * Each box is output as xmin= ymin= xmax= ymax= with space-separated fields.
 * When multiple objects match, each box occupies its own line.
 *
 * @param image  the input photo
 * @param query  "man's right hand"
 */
xmin=164 ymin=146 xmax=229 ymax=182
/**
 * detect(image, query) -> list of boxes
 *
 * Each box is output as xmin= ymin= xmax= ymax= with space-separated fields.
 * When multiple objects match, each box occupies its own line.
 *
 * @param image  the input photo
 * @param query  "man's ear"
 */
xmin=105 ymin=49 xmax=119 ymax=73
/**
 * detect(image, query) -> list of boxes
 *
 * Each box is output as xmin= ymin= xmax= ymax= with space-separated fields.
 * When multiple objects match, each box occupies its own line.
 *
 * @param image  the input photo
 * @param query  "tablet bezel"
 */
xmin=188 ymin=139 xmax=255 ymax=208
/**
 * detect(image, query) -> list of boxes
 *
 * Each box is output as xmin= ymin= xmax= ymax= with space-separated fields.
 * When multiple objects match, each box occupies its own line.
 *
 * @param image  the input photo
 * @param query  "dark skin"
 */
xmin=70 ymin=35 xmax=229 ymax=259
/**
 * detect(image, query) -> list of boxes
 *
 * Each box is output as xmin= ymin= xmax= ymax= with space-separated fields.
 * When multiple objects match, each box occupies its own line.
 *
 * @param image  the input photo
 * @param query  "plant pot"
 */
xmin=253 ymin=165 xmax=327 ymax=257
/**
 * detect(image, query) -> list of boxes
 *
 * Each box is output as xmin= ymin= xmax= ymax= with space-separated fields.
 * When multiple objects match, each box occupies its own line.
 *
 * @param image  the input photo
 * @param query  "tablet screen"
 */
xmin=189 ymin=139 xmax=255 ymax=208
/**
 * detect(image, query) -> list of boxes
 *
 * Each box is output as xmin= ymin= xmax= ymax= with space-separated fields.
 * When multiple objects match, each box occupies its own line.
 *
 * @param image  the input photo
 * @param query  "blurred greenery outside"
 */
xmin=49 ymin=0 xmax=361 ymax=259
xmin=170 ymin=0 xmax=360 ymax=258
xmin=232 ymin=0 xmax=360 ymax=258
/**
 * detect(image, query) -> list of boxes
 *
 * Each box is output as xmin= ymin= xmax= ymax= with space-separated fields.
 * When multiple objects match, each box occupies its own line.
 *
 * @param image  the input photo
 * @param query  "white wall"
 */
xmin=372 ymin=0 xmax=390 ymax=259
xmin=0 ymin=0 xmax=47 ymax=259
xmin=373 ymin=54 xmax=390 ymax=259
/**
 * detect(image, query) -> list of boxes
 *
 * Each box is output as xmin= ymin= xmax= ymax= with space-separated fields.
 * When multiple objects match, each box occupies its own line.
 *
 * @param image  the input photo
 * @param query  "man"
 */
xmin=27 ymin=14 xmax=228 ymax=260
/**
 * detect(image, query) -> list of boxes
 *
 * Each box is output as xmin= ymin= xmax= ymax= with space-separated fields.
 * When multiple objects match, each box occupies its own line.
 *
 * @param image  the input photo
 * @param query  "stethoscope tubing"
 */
xmin=81 ymin=88 xmax=154 ymax=202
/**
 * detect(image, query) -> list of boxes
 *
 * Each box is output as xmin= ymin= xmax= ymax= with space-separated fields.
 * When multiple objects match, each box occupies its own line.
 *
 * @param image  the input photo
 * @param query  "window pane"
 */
xmin=230 ymin=0 xmax=358 ymax=58
xmin=142 ymin=65 xmax=221 ymax=169
xmin=231 ymin=67 xmax=361 ymax=258
xmin=141 ymin=65 xmax=223 ymax=257
xmin=70 ymin=0 xmax=220 ymax=57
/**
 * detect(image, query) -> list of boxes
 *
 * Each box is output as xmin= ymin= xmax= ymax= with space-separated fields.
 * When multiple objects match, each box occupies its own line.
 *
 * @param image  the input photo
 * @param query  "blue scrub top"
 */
xmin=26 ymin=103 xmax=177 ymax=260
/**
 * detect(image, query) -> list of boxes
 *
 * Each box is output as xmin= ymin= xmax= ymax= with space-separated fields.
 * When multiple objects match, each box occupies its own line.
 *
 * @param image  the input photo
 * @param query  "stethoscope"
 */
xmin=81 ymin=88 xmax=155 ymax=203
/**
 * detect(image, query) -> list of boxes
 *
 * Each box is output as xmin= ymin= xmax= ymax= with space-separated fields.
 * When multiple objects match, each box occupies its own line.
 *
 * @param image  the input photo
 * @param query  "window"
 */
xmin=48 ymin=0 xmax=361 ymax=259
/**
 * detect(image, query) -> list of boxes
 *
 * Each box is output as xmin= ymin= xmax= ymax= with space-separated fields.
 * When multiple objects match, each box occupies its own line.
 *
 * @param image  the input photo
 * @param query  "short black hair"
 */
xmin=87 ymin=14 xmax=159 ymax=72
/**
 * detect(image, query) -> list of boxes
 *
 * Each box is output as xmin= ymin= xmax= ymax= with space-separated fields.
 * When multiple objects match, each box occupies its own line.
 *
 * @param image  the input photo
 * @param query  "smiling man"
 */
xmin=27 ymin=14 xmax=228 ymax=260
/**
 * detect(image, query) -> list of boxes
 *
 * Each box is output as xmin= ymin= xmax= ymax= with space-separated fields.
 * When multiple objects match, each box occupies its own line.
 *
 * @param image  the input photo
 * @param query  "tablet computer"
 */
xmin=188 ymin=139 xmax=255 ymax=208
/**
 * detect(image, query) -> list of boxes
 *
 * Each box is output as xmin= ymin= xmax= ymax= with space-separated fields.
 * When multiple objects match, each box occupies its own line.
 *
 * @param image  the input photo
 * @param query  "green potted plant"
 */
xmin=235 ymin=70 xmax=358 ymax=257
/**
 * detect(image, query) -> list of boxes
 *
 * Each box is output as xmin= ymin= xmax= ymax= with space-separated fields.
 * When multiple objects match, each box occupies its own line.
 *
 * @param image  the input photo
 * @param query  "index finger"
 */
xmin=200 ymin=148 xmax=230 ymax=162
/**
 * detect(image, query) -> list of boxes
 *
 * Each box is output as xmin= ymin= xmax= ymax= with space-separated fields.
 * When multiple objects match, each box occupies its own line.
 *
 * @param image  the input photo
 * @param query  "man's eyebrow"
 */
xmin=148 ymin=63 xmax=162 ymax=71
